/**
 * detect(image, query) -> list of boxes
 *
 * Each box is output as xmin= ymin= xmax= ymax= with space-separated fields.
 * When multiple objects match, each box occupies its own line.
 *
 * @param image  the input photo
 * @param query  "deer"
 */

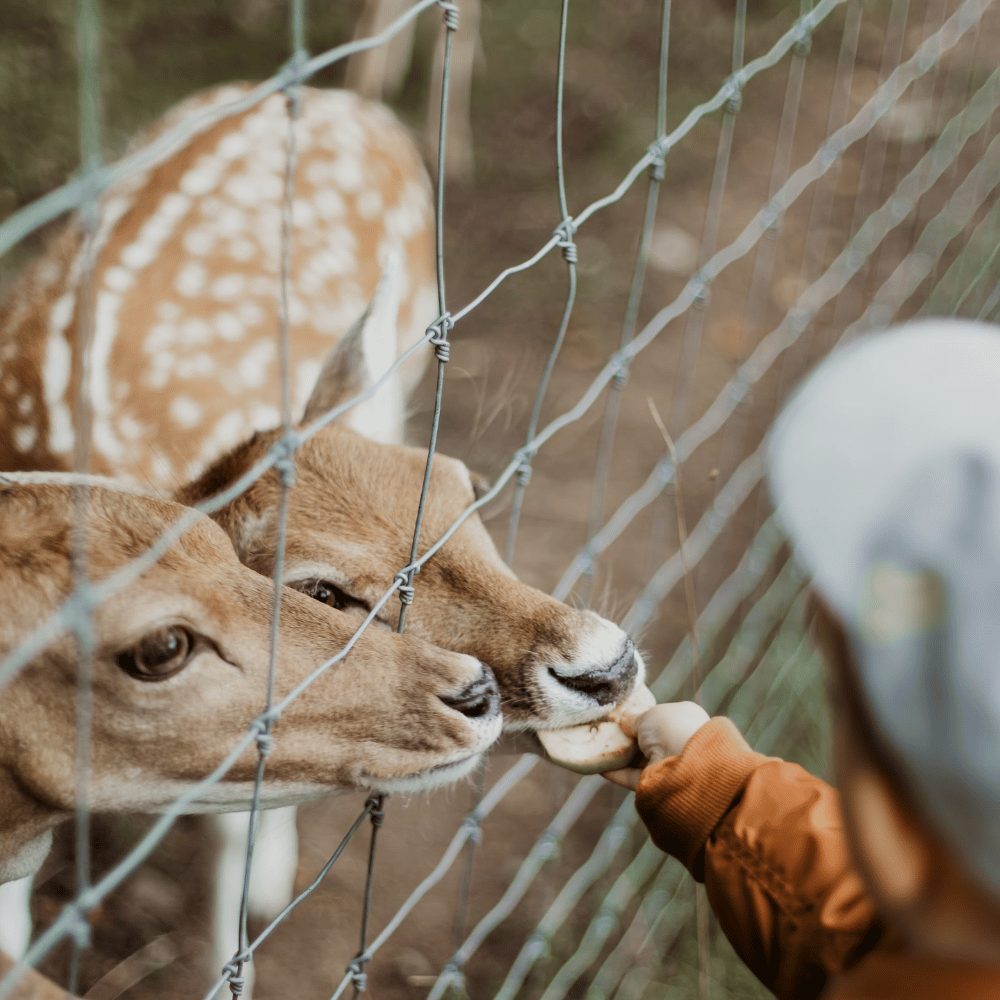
xmin=0 ymin=474 xmax=502 ymax=992
xmin=0 ymin=83 xmax=643 ymax=989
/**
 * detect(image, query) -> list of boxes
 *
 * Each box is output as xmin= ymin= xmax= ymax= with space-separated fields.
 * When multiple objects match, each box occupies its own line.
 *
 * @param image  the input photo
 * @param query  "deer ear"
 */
xmin=470 ymin=471 xmax=492 ymax=500
xmin=300 ymin=253 xmax=407 ymax=445
xmin=301 ymin=306 xmax=371 ymax=423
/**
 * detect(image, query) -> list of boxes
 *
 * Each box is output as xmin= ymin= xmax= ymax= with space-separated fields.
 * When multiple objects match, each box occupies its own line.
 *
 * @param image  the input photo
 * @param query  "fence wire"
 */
xmin=0 ymin=0 xmax=998 ymax=997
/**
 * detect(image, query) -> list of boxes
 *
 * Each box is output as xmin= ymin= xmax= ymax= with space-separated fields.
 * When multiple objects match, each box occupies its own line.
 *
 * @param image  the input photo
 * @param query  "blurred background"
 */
xmin=2 ymin=0 xmax=999 ymax=997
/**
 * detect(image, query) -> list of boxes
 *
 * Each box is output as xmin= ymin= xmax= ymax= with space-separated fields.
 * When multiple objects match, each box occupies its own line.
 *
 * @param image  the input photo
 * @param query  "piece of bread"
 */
xmin=537 ymin=684 xmax=656 ymax=774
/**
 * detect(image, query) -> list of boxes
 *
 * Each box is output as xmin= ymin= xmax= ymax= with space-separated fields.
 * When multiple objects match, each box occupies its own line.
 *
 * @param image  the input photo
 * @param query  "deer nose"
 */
xmin=441 ymin=663 xmax=500 ymax=720
xmin=549 ymin=639 xmax=637 ymax=704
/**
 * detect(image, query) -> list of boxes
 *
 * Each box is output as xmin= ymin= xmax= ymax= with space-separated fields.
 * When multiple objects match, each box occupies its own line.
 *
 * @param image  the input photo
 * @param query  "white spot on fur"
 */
xmin=119 ymin=414 xmax=145 ymax=441
xmin=43 ymin=293 xmax=75 ymax=455
xmin=157 ymin=301 xmax=181 ymax=322
xmin=333 ymin=157 xmax=363 ymax=193
xmin=180 ymin=155 xmax=225 ymax=197
xmin=13 ymin=425 xmax=37 ymax=452
xmin=217 ymin=132 xmax=250 ymax=161
xmin=238 ymin=301 xmax=265 ymax=327
xmin=121 ymin=240 xmax=157 ymax=271
xmin=357 ymin=189 xmax=382 ymax=219
xmin=89 ymin=290 xmax=126 ymax=463
xmin=152 ymin=455 xmax=174 ymax=482
xmin=225 ymin=173 xmax=259 ymax=207
xmin=16 ymin=395 xmax=33 ymax=417
xmin=144 ymin=323 xmax=176 ymax=355
xmin=250 ymin=404 xmax=280 ymax=427
xmin=212 ymin=274 xmax=246 ymax=302
xmin=228 ymin=238 xmax=256 ymax=262
xmin=184 ymin=228 xmax=214 ymax=256
xmin=176 ymin=261 xmax=207 ymax=297
xmin=180 ymin=318 xmax=212 ymax=346
xmin=170 ymin=395 xmax=203 ymax=428
xmin=105 ymin=265 xmax=133 ymax=293
xmin=236 ymin=340 xmax=275 ymax=388
xmin=215 ymin=311 xmax=244 ymax=342
xmin=314 ymin=189 xmax=345 ymax=220
xmin=175 ymin=353 xmax=216 ymax=379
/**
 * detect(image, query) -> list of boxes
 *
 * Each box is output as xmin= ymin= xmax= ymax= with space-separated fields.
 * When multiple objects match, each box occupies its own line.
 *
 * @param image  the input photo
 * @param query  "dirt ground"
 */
xmin=6 ymin=0 xmax=1000 ymax=997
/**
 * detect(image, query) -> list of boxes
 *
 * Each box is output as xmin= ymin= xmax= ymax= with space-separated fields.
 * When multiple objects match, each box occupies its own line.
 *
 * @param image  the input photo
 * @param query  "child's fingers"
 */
xmin=601 ymin=767 xmax=642 ymax=791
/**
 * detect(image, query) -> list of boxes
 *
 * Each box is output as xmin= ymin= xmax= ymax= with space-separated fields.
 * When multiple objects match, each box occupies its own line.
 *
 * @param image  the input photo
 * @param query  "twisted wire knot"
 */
xmin=516 ymin=460 xmax=533 ymax=487
xmin=223 ymin=957 xmax=250 ymax=998
xmin=554 ymin=218 xmax=578 ymax=264
xmin=691 ymin=270 xmax=709 ymax=305
xmin=281 ymin=51 xmax=307 ymax=116
xmin=273 ymin=432 xmax=299 ymax=487
xmin=442 ymin=963 xmax=466 ymax=991
xmin=427 ymin=313 xmax=454 ymax=363
xmin=347 ymin=957 xmax=369 ymax=992
xmin=68 ymin=906 xmax=92 ymax=950
xmin=276 ymin=456 xmax=296 ymax=489
xmin=367 ymin=793 xmax=386 ymax=828
xmin=647 ymin=143 xmax=666 ymax=182
xmin=725 ymin=78 xmax=744 ymax=115
xmin=793 ymin=23 xmax=813 ymax=57
xmin=462 ymin=814 xmax=483 ymax=845
xmin=252 ymin=721 xmax=274 ymax=758
xmin=438 ymin=0 xmax=459 ymax=31
xmin=394 ymin=572 xmax=415 ymax=605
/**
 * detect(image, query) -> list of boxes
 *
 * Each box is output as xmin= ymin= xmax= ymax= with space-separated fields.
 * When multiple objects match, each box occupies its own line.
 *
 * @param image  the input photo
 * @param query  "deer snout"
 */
xmin=535 ymin=615 xmax=643 ymax=727
xmin=440 ymin=663 xmax=500 ymax=722
xmin=549 ymin=638 xmax=637 ymax=704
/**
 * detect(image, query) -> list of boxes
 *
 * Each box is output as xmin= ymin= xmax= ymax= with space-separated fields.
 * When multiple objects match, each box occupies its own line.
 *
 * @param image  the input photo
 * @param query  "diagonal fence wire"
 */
xmin=0 ymin=0 xmax=997 ymax=997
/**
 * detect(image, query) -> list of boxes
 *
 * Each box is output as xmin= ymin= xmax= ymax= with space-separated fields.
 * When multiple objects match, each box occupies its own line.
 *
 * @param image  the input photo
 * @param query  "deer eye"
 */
xmin=291 ymin=578 xmax=365 ymax=612
xmin=116 ymin=626 xmax=195 ymax=681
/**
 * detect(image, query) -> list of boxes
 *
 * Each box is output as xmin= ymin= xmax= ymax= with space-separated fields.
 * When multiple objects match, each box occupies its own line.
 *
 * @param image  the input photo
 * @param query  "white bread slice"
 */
xmin=537 ymin=684 xmax=656 ymax=774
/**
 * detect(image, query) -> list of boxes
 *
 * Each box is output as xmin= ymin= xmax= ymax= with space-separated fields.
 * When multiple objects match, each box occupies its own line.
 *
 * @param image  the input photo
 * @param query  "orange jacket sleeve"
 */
xmin=634 ymin=718 xmax=882 ymax=1000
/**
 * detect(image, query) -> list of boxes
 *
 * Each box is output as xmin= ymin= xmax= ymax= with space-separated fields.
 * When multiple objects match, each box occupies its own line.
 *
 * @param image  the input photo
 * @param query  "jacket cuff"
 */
xmin=635 ymin=717 xmax=768 ymax=878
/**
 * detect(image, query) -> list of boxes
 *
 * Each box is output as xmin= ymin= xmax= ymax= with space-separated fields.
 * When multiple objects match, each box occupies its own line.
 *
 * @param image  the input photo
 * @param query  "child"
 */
xmin=605 ymin=319 xmax=1000 ymax=998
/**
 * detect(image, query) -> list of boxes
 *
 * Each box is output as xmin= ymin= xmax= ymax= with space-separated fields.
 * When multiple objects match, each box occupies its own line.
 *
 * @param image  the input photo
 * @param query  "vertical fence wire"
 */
xmin=67 ymin=0 xmax=104 ymax=990
xmin=580 ymin=0 xmax=672 ymax=597
xmin=222 ymin=2 xmax=307 ymax=995
xmin=504 ymin=0 xmax=578 ymax=567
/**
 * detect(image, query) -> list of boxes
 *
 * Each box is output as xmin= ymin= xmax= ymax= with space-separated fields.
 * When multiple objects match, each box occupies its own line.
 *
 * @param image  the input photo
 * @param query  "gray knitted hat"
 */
xmin=767 ymin=318 xmax=1000 ymax=893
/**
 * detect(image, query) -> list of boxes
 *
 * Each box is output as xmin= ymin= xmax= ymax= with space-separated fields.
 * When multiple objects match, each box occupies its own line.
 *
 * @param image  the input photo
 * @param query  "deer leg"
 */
xmin=346 ymin=0 xmax=416 ymax=100
xmin=211 ymin=812 xmax=257 ymax=999
xmin=0 ymin=876 xmax=33 ymax=958
xmin=210 ymin=808 xmax=299 ymax=996
xmin=247 ymin=807 xmax=299 ymax=922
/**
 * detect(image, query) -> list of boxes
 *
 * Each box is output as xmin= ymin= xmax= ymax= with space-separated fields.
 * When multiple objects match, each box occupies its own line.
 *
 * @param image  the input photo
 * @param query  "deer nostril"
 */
xmin=549 ymin=639 xmax=637 ymax=703
xmin=441 ymin=664 xmax=500 ymax=720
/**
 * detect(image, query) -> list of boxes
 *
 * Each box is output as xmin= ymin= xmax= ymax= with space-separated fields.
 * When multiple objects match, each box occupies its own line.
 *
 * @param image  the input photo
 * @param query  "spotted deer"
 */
xmin=0 ymin=83 xmax=642 ymax=988
xmin=0 ymin=475 xmax=501 ymax=988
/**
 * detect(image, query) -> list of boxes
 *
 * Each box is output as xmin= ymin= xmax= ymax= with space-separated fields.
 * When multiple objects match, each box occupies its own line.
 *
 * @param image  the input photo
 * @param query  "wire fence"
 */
xmin=1 ymin=0 xmax=999 ymax=997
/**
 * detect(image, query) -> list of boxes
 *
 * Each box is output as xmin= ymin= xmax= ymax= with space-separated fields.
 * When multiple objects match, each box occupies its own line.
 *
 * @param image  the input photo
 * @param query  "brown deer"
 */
xmin=0 ymin=83 xmax=642 ymax=987
xmin=0 ymin=475 xmax=501 ymax=991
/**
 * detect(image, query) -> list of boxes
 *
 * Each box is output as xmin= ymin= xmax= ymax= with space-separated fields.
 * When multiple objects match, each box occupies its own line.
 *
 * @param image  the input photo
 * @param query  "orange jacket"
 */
xmin=634 ymin=718 xmax=1000 ymax=999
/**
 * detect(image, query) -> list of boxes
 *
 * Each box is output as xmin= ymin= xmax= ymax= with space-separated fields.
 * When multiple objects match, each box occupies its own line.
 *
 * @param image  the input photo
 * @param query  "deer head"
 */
xmin=177 ymin=313 xmax=643 ymax=736
xmin=0 ymin=476 xmax=501 ymax=884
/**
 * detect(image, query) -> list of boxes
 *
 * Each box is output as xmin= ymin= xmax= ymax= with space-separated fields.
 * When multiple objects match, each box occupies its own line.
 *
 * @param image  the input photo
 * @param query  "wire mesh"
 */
xmin=0 ymin=0 xmax=998 ymax=997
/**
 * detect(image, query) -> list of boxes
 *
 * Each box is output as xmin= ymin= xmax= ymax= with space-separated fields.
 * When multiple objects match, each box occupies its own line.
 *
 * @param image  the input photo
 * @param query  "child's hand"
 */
xmin=603 ymin=701 xmax=711 ymax=790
